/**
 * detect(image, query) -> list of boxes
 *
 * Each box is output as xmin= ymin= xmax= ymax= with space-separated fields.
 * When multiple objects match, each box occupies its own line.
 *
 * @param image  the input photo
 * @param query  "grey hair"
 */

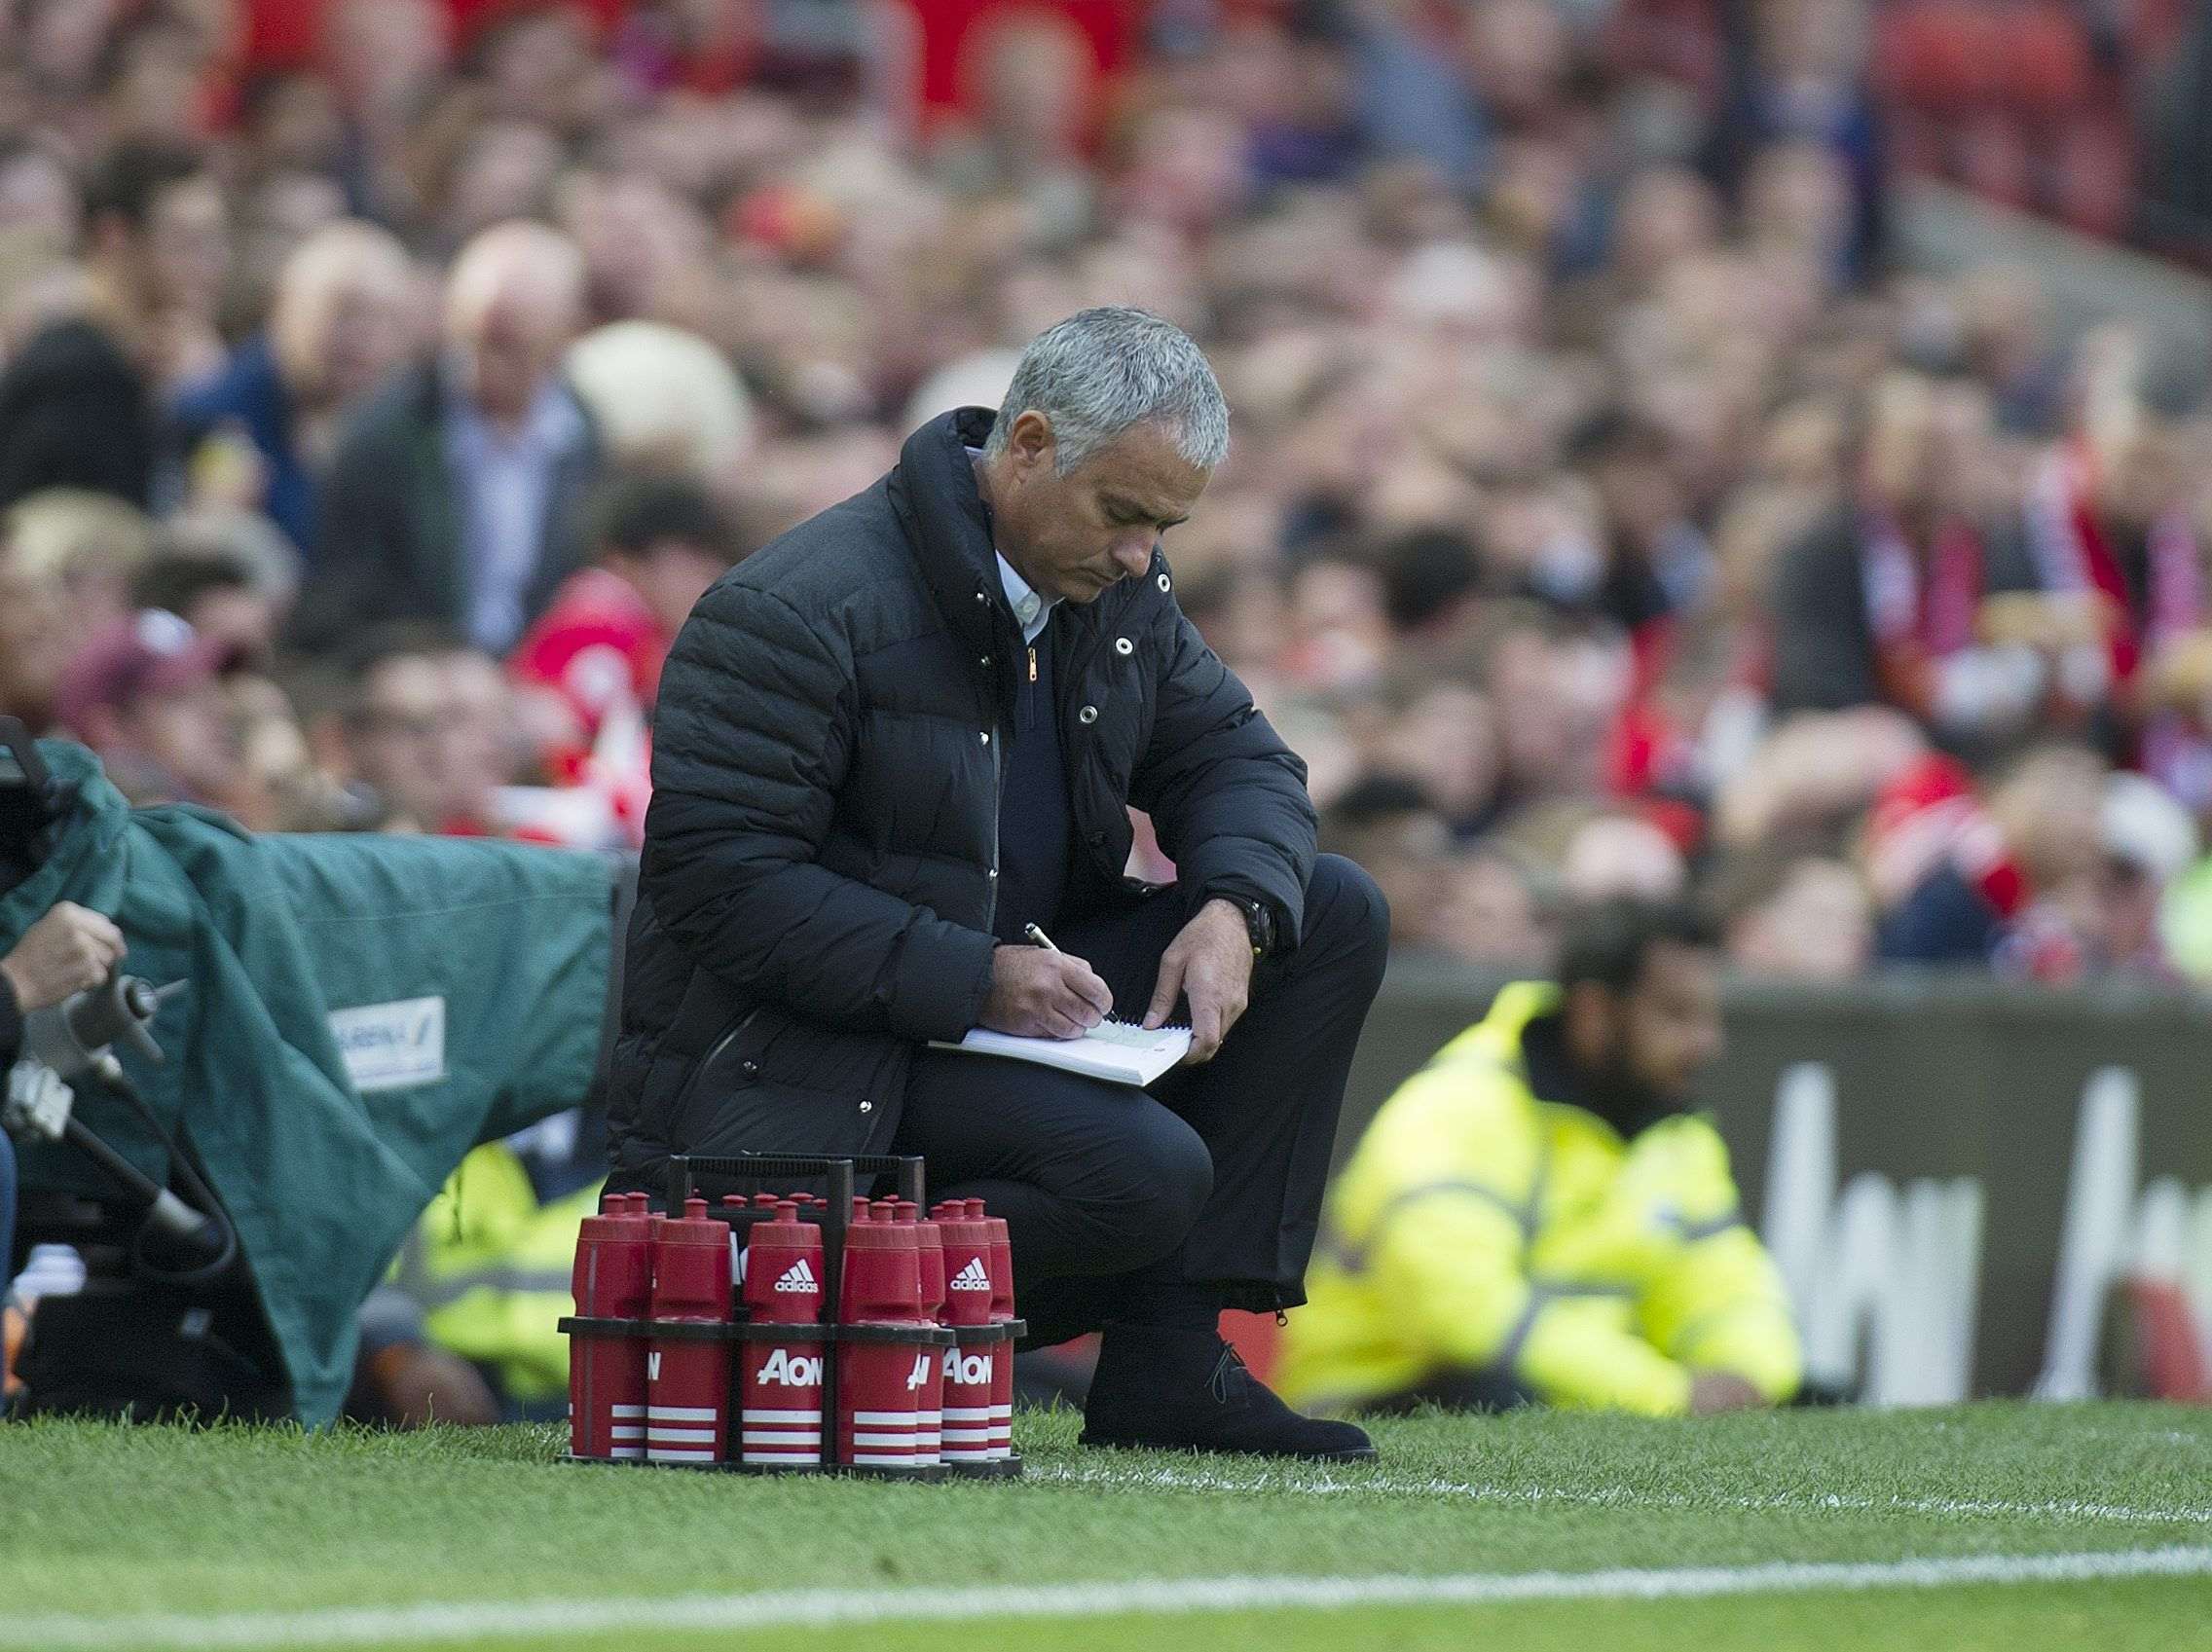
xmin=984 ymin=307 xmax=1230 ymax=474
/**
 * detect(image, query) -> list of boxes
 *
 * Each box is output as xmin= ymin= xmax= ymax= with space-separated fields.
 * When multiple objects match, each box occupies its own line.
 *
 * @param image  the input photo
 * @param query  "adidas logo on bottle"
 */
xmin=948 ymin=1257 xmax=991 ymax=1292
xmin=773 ymin=1258 xmax=818 ymax=1294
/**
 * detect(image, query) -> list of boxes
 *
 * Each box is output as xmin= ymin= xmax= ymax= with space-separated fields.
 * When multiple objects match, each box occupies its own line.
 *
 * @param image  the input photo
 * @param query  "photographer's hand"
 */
xmin=1 ymin=901 xmax=126 ymax=1012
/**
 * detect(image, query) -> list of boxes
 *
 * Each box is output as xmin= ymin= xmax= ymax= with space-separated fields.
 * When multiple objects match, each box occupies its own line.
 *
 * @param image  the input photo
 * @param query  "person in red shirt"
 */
xmin=508 ymin=472 xmax=740 ymax=774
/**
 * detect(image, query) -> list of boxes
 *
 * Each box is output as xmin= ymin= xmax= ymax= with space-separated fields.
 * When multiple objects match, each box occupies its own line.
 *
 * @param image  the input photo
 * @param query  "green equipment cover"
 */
xmin=2 ymin=743 xmax=613 ymax=1423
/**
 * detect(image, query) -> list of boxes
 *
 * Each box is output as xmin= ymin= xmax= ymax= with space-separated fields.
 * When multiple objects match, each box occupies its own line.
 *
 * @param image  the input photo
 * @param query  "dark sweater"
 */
xmin=991 ymin=617 xmax=1073 ymax=944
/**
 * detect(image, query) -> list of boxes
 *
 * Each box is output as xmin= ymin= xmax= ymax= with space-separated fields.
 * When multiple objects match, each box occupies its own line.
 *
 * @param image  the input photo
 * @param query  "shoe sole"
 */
xmin=1077 ymin=1434 xmax=1378 ymax=1463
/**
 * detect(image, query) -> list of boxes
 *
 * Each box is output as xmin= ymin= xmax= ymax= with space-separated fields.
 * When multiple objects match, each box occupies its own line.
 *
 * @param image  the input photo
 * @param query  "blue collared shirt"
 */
xmin=998 ymin=552 xmax=1054 ymax=645
xmin=445 ymin=374 xmax=588 ymax=652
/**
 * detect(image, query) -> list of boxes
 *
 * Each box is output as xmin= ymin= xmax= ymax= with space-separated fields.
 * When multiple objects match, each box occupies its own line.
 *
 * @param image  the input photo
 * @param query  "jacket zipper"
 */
xmin=984 ymin=710 xmax=1003 ymax=930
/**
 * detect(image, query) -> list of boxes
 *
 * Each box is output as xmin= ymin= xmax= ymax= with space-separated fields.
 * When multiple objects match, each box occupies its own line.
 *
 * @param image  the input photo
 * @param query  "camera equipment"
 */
xmin=5 ymin=973 xmax=235 ymax=1284
xmin=0 ymin=716 xmax=236 ymax=1285
xmin=0 ymin=717 xmax=75 ymax=895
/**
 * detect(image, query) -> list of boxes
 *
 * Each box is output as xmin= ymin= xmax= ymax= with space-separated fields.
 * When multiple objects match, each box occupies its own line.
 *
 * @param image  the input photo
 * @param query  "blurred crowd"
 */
xmin=3 ymin=0 xmax=2212 ymax=990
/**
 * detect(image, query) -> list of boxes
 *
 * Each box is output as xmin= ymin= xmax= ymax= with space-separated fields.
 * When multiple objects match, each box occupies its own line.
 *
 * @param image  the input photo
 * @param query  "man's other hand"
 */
xmin=1144 ymin=898 xmax=1254 ymax=1064
xmin=1687 ymin=1371 xmax=1764 ymax=1415
xmin=981 ymin=945 xmax=1113 ymax=1040
xmin=1 ymin=902 xmax=126 ymax=1013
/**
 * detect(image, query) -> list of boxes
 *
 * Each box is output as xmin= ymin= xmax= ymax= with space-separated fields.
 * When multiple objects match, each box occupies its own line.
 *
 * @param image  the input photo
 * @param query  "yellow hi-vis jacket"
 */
xmin=1276 ymin=982 xmax=1801 ymax=1416
xmin=392 ymin=1144 xmax=603 ymax=1404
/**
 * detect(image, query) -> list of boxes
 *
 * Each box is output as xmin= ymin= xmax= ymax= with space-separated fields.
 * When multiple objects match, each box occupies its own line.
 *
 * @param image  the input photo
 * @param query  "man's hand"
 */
xmin=980 ymin=945 xmax=1113 ymax=1040
xmin=1687 ymin=1371 xmax=1764 ymax=1416
xmin=368 ymin=1341 xmax=502 ymax=1428
xmin=1 ymin=902 xmax=126 ymax=1013
xmin=1143 ymin=898 xmax=1255 ymax=1064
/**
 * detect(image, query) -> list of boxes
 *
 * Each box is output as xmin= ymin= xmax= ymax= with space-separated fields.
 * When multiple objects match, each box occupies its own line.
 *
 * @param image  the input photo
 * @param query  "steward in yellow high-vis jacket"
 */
xmin=357 ymin=1131 xmax=602 ymax=1422
xmin=1277 ymin=899 xmax=1801 ymax=1418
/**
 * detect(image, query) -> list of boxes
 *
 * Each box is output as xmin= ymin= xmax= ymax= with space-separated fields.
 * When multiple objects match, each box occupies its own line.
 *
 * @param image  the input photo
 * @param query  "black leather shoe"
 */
xmin=1079 ymin=1322 xmax=1378 ymax=1462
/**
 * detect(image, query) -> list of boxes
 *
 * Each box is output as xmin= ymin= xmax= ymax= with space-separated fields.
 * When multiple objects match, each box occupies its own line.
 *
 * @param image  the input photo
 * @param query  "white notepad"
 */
xmin=930 ymin=1018 xmax=1194 ymax=1086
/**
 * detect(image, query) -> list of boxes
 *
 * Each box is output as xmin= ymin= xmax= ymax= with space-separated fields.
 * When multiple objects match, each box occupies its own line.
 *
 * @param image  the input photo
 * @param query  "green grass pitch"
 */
xmin=5 ymin=1403 xmax=2211 ymax=1650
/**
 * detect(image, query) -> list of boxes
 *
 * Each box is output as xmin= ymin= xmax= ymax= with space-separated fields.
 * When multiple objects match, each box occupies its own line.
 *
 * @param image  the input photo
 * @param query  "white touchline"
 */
xmin=10 ymin=1549 xmax=2212 ymax=1649
xmin=1025 ymin=1463 xmax=2212 ymax=1527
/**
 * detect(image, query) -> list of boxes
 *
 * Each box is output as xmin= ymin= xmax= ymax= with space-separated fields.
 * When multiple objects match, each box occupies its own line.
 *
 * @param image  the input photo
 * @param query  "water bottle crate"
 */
xmin=563 ymin=1152 xmax=1023 ymax=1479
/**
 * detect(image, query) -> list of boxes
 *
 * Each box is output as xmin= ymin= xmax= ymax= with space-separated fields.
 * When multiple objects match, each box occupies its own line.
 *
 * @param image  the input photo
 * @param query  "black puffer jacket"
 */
xmin=607 ymin=408 xmax=1316 ymax=1180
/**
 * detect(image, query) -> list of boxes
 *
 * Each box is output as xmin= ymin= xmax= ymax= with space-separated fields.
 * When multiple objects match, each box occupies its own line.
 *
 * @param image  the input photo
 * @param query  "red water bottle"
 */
xmin=909 ymin=1203 xmax=946 ymax=1467
xmin=645 ymin=1196 xmax=732 ymax=1465
xmin=934 ymin=1199 xmax=997 ymax=1471
xmin=568 ymin=1193 xmax=651 ymax=1460
xmin=835 ymin=1201 xmax=930 ymax=1472
xmin=737 ymin=1199 xmax=826 ymax=1468
xmin=978 ymin=1198 xmax=1016 ymax=1462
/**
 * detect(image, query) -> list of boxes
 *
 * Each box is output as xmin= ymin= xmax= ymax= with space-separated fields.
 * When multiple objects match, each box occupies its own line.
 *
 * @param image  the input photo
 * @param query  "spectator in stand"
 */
xmin=0 ymin=135 xmax=80 ymax=252
xmin=1769 ymin=372 xmax=2053 ymax=751
xmin=0 ymin=529 xmax=73 ymax=734
xmin=564 ymin=319 xmax=756 ymax=482
xmin=2094 ymin=771 xmax=2197 ymax=977
xmin=1317 ymin=775 xmax=1456 ymax=955
xmin=2010 ymin=342 xmax=2209 ymax=794
xmin=1434 ymin=845 xmax=1556 ymax=969
xmin=1558 ymin=811 xmax=1690 ymax=902
xmin=131 ymin=545 xmax=281 ymax=668
xmin=319 ymin=625 xmax=516 ymax=836
xmin=1372 ymin=678 xmax=1503 ymax=838
xmin=1710 ymin=847 xmax=1876 ymax=982
xmin=173 ymin=219 xmax=420 ymax=555
xmin=0 ymin=140 xmax=226 ymax=511
xmin=509 ymin=473 xmax=740 ymax=778
xmin=52 ymin=608 xmax=246 ymax=814
xmin=0 ymin=0 xmax=2201 ymax=1002
xmin=3 ymin=490 xmax=158 ymax=707
xmin=295 ymin=221 xmax=599 ymax=654
xmin=1874 ymin=744 xmax=2109 ymax=977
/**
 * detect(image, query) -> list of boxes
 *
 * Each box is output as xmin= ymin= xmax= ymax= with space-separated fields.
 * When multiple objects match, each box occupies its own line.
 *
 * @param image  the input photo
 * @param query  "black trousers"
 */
xmin=892 ymin=855 xmax=1388 ymax=1347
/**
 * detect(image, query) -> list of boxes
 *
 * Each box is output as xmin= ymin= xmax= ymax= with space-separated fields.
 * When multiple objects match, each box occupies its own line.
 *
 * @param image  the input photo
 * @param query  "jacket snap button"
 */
xmin=979 ymin=654 xmax=991 ymax=667
xmin=1078 ymin=705 xmax=1098 ymax=724
xmin=741 ymin=1060 xmax=759 ymax=1078
xmin=975 ymin=590 xmax=988 ymax=605
xmin=979 ymin=730 xmax=991 ymax=745
xmin=988 ymin=866 xmax=998 ymax=879
xmin=1156 ymin=572 xmax=1170 ymax=592
xmin=1114 ymin=637 xmax=1133 ymax=656
xmin=859 ymin=1100 xmax=873 ymax=1113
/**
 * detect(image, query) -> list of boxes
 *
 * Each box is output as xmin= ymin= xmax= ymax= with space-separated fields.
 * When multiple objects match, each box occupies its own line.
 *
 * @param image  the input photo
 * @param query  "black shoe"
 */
xmin=1079 ymin=1322 xmax=1377 ymax=1462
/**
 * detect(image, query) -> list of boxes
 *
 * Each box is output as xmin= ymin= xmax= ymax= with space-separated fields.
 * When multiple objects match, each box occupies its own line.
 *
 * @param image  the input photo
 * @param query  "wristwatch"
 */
xmin=1222 ymin=896 xmax=1275 ymax=960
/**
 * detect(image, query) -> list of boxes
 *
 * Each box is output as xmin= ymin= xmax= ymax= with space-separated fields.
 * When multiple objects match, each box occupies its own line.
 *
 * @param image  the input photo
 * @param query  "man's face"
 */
xmin=351 ymin=655 xmax=446 ymax=826
xmin=0 ymin=558 xmax=71 ymax=722
xmin=990 ymin=416 xmax=1209 ymax=606
xmin=432 ymin=650 xmax=514 ymax=825
xmin=142 ymin=175 xmax=230 ymax=318
xmin=115 ymin=678 xmax=240 ymax=802
xmin=619 ymin=540 xmax=728 ymax=636
xmin=460 ymin=291 xmax=572 ymax=425
xmin=1578 ymin=940 xmax=1725 ymax=1112
xmin=311 ymin=276 xmax=417 ymax=408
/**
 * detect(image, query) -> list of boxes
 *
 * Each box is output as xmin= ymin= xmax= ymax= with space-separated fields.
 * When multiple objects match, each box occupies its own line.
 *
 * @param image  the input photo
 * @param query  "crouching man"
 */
xmin=609 ymin=308 xmax=1387 ymax=1459
xmin=1277 ymin=898 xmax=1801 ymax=1417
